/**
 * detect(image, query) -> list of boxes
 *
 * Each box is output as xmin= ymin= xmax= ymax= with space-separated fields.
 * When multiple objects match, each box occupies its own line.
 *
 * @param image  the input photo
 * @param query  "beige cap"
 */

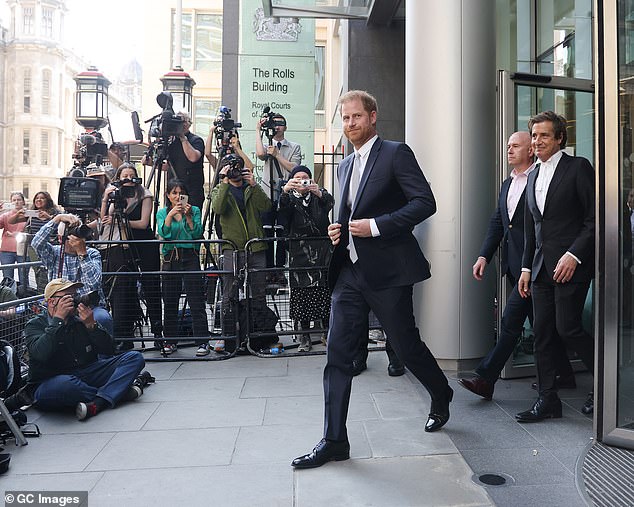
xmin=44 ymin=278 xmax=84 ymax=301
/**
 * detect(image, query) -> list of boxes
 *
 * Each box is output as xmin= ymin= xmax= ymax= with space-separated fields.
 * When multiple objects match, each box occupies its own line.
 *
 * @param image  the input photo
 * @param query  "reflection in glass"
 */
xmin=618 ymin=0 xmax=634 ymax=431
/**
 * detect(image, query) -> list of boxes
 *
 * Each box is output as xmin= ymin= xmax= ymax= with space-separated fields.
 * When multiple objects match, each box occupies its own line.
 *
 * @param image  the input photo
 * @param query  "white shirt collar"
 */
xmin=354 ymin=135 xmax=379 ymax=160
xmin=538 ymin=150 xmax=563 ymax=167
xmin=510 ymin=162 xmax=537 ymax=179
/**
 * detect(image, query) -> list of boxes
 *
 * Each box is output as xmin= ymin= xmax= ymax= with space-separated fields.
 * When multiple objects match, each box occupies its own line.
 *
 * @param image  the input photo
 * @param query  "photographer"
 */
xmin=100 ymin=163 xmax=162 ymax=349
xmin=211 ymin=154 xmax=271 ymax=351
xmin=25 ymin=278 xmax=145 ymax=420
xmin=205 ymin=134 xmax=254 ymax=183
xmin=0 ymin=192 xmax=27 ymax=283
xmin=143 ymin=111 xmax=205 ymax=210
xmin=255 ymin=113 xmax=302 ymax=276
xmin=278 ymin=166 xmax=334 ymax=352
xmin=31 ymin=213 xmax=113 ymax=337
xmin=157 ymin=179 xmax=209 ymax=356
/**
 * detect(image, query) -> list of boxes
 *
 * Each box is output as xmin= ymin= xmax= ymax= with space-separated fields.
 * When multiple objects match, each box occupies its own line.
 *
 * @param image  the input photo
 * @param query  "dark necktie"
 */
xmin=277 ymin=141 xmax=282 ymax=151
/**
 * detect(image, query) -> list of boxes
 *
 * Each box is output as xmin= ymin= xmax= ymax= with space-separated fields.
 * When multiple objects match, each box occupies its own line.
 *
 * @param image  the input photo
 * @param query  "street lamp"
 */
xmin=73 ymin=66 xmax=111 ymax=130
xmin=160 ymin=66 xmax=195 ymax=114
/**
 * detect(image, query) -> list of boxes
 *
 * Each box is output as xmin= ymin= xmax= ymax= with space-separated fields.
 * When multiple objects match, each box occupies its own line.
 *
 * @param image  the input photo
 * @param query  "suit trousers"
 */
xmin=475 ymin=277 xmax=574 ymax=384
xmin=323 ymin=261 xmax=448 ymax=442
xmin=532 ymin=268 xmax=594 ymax=395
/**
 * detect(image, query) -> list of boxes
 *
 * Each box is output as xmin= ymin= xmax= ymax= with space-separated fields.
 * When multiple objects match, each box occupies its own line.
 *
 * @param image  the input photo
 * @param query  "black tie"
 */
xmin=277 ymin=141 xmax=282 ymax=151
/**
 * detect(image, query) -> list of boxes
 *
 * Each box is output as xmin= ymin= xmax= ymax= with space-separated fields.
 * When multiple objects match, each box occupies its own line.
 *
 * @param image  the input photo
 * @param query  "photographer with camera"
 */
xmin=255 ymin=112 xmax=302 ymax=279
xmin=31 ymin=213 xmax=113 ymax=337
xmin=24 ymin=278 xmax=145 ymax=420
xmin=100 ymin=163 xmax=162 ymax=349
xmin=211 ymin=154 xmax=271 ymax=351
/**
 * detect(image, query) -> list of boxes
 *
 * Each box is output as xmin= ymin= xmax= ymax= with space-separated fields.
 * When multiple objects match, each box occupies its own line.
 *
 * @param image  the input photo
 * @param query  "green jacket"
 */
xmin=211 ymin=182 xmax=272 ymax=252
xmin=25 ymin=313 xmax=114 ymax=383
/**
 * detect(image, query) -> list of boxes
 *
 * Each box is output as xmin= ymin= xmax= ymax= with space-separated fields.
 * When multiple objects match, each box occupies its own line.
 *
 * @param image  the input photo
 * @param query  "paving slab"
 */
xmin=138 ymin=377 xmax=246 ymax=402
xmin=294 ymin=455 xmax=493 ymax=507
xmin=171 ymin=355 xmax=289 ymax=379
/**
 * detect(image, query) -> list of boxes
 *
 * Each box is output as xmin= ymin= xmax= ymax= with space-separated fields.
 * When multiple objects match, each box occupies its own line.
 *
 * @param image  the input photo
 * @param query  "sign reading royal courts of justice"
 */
xmin=238 ymin=0 xmax=315 ymax=183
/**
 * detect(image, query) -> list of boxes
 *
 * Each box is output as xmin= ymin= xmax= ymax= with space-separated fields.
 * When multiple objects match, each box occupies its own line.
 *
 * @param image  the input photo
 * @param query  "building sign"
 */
xmin=238 ymin=0 xmax=315 ymax=181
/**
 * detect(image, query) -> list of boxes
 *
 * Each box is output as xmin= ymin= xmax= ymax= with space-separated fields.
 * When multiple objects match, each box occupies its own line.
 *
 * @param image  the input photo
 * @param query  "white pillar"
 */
xmin=406 ymin=0 xmax=497 ymax=367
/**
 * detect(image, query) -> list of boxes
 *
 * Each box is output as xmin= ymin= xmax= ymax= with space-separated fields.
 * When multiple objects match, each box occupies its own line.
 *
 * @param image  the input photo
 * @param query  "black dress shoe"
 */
xmin=515 ymin=395 xmax=562 ymax=422
xmin=351 ymin=360 xmax=367 ymax=376
xmin=531 ymin=374 xmax=577 ymax=391
xmin=425 ymin=385 xmax=453 ymax=432
xmin=291 ymin=438 xmax=350 ymax=469
xmin=581 ymin=392 xmax=594 ymax=415
xmin=457 ymin=376 xmax=494 ymax=400
xmin=387 ymin=361 xmax=405 ymax=377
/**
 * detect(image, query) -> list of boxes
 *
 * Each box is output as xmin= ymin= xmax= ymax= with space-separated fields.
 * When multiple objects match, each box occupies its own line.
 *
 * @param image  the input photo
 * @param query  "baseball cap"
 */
xmin=44 ymin=278 xmax=84 ymax=301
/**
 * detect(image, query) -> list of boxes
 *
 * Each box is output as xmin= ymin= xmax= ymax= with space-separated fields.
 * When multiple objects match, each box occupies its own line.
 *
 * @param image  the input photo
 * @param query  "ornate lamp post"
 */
xmin=73 ymin=66 xmax=111 ymax=130
xmin=160 ymin=66 xmax=195 ymax=114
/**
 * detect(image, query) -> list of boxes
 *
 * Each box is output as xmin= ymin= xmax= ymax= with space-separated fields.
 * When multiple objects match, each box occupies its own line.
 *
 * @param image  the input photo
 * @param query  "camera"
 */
xmin=70 ymin=132 xmax=109 ymax=175
xmin=148 ymin=92 xmax=184 ymax=139
xmin=301 ymin=179 xmax=311 ymax=187
xmin=65 ymin=223 xmax=94 ymax=240
xmin=219 ymin=154 xmax=245 ymax=180
xmin=72 ymin=290 xmax=100 ymax=308
xmin=214 ymin=106 xmax=242 ymax=152
xmin=107 ymin=178 xmax=141 ymax=209
xmin=260 ymin=106 xmax=286 ymax=142
xmin=58 ymin=177 xmax=101 ymax=211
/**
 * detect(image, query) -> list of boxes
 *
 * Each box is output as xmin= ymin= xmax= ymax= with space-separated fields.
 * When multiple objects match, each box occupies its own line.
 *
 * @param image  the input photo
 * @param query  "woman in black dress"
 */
xmin=278 ymin=165 xmax=334 ymax=352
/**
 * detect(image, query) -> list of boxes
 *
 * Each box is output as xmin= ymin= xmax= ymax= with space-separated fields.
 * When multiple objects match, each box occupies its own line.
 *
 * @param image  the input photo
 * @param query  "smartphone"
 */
xmin=24 ymin=210 xmax=39 ymax=218
xmin=179 ymin=194 xmax=189 ymax=205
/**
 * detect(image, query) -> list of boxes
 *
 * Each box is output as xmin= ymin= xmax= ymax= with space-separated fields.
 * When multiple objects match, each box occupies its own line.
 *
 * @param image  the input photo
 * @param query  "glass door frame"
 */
xmin=497 ymin=69 xmax=595 ymax=378
xmin=596 ymin=1 xmax=634 ymax=449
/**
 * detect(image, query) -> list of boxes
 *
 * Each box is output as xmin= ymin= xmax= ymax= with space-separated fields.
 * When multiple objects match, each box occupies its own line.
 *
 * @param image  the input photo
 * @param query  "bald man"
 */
xmin=458 ymin=132 xmax=574 ymax=400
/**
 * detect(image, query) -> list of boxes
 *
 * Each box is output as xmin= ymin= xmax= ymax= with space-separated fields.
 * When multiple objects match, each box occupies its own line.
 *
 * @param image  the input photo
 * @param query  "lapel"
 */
xmin=543 ymin=152 xmax=568 ymax=216
xmin=528 ymin=164 xmax=542 ymax=220
xmin=337 ymin=155 xmax=355 ymax=220
xmin=352 ymin=137 xmax=382 ymax=215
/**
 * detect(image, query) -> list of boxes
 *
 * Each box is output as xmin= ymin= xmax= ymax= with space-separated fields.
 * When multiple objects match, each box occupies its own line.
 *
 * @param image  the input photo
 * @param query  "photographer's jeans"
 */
xmin=34 ymin=351 xmax=145 ymax=409
xmin=93 ymin=305 xmax=114 ymax=338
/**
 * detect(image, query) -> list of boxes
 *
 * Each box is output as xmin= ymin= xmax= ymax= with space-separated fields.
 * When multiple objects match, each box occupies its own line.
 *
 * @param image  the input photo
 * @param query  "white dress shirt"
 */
xmin=534 ymin=150 xmax=563 ymax=215
xmin=348 ymin=135 xmax=380 ymax=237
xmin=507 ymin=163 xmax=536 ymax=220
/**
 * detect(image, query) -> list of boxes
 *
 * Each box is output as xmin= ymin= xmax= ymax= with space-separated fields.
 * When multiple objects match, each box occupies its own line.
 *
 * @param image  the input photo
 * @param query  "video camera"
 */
xmin=148 ymin=92 xmax=184 ymax=140
xmin=58 ymin=177 xmax=101 ymax=212
xmin=69 ymin=132 xmax=109 ymax=177
xmin=57 ymin=219 xmax=93 ymax=241
xmin=107 ymin=178 xmax=141 ymax=209
xmin=219 ymin=154 xmax=246 ymax=180
xmin=214 ymin=106 xmax=242 ymax=153
xmin=73 ymin=290 xmax=100 ymax=308
xmin=260 ymin=106 xmax=286 ymax=143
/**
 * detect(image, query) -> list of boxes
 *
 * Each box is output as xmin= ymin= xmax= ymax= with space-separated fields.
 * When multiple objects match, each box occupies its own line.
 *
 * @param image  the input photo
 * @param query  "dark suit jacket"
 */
xmin=522 ymin=152 xmax=595 ymax=282
xmin=329 ymin=138 xmax=436 ymax=290
xmin=479 ymin=176 xmax=527 ymax=281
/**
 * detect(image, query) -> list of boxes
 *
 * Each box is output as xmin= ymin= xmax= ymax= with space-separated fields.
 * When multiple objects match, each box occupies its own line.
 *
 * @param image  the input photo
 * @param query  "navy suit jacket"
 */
xmin=479 ymin=176 xmax=527 ymax=282
xmin=329 ymin=138 xmax=436 ymax=290
xmin=522 ymin=152 xmax=595 ymax=282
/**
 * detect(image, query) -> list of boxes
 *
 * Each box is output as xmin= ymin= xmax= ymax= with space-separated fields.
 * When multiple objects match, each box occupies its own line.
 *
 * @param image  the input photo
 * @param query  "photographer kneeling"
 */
xmin=100 ymin=164 xmax=162 ymax=349
xmin=25 ymin=278 xmax=145 ymax=420
xmin=31 ymin=213 xmax=113 ymax=337
xmin=211 ymin=154 xmax=271 ymax=351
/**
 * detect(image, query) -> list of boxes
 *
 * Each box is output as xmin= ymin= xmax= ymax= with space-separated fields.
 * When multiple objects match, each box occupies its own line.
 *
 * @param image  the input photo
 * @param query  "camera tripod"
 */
xmin=145 ymin=137 xmax=177 ymax=234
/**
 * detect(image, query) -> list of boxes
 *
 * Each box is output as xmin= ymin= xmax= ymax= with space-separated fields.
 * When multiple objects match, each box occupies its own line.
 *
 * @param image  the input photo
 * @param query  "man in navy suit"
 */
xmin=458 ymin=132 xmax=574 ymax=400
xmin=516 ymin=111 xmax=595 ymax=422
xmin=292 ymin=90 xmax=452 ymax=469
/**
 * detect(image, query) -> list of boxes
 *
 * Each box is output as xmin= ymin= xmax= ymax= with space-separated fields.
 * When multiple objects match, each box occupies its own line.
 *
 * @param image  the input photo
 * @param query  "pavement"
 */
xmin=1 ymin=349 xmax=593 ymax=507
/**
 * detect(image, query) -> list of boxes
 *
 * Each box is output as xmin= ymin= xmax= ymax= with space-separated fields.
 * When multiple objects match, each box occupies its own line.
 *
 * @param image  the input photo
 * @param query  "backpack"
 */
xmin=0 ymin=340 xmax=24 ymax=398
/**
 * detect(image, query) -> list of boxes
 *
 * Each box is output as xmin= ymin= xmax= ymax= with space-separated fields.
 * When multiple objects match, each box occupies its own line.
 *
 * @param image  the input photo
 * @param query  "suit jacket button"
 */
xmin=508 ymin=224 xmax=513 ymax=229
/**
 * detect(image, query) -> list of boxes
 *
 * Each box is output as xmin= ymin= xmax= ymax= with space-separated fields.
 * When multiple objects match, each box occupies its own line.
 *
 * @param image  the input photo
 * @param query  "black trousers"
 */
xmin=532 ymin=268 xmax=594 ymax=395
xmin=323 ymin=261 xmax=448 ymax=442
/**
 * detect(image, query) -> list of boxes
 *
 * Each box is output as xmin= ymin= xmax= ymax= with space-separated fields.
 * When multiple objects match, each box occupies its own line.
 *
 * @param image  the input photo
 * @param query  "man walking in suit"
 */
xmin=516 ymin=111 xmax=595 ymax=422
xmin=458 ymin=132 xmax=575 ymax=400
xmin=292 ymin=90 xmax=452 ymax=469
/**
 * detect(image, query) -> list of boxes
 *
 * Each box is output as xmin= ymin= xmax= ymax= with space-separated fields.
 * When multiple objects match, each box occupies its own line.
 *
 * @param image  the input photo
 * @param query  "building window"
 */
xmin=41 ymin=181 xmax=48 ymax=193
xmin=193 ymin=98 xmax=219 ymax=140
xmin=42 ymin=70 xmax=51 ymax=115
xmin=23 ymin=68 xmax=31 ymax=113
xmin=42 ymin=8 xmax=53 ymax=37
xmin=23 ymin=130 xmax=30 ymax=165
xmin=22 ymin=182 xmax=29 ymax=200
xmin=23 ymin=6 xmax=33 ymax=35
xmin=41 ymin=131 xmax=49 ymax=165
xmin=171 ymin=11 xmax=222 ymax=72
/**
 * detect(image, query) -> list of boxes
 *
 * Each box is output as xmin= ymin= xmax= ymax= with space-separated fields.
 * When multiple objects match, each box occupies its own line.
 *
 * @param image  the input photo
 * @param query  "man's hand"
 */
xmin=473 ymin=257 xmax=487 ymax=281
xmin=518 ymin=272 xmax=531 ymax=298
xmin=55 ymin=213 xmax=81 ymax=226
xmin=67 ymin=235 xmax=87 ymax=256
xmin=242 ymin=169 xmax=256 ymax=187
xmin=52 ymin=295 xmax=75 ymax=321
xmin=328 ymin=223 xmax=342 ymax=246
xmin=349 ymin=219 xmax=372 ymax=238
xmin=553 ymin=253 xmax=578 ymax=283
xmin=266 ymin=145 xmax=279 ymax=158
xmin=77 ymin=303 xmax=96 ymax=330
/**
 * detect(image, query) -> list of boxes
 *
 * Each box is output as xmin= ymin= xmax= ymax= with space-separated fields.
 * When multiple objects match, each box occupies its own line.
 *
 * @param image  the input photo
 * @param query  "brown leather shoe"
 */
xmin=457 ymin=376 xmax=494 ymax=400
